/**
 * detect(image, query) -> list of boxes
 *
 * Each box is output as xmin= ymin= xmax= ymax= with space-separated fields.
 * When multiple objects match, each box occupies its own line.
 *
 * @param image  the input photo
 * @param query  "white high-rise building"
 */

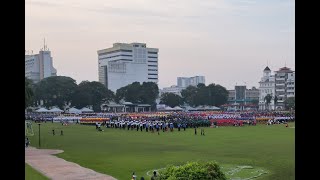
xmin=25 ymin=44 xmax=57 ymax=83
xmin=159 ymin=85 xmax=183 ymax=97
xmin=274 ymin=67 xmax=295 ymax=109
xmin=259 ymin=66 xmax=275 ymax=110
xmin=98 ymin=43 xmax=158 ymax=92
xmin=177 ymin=76 xmax=205 ymax=88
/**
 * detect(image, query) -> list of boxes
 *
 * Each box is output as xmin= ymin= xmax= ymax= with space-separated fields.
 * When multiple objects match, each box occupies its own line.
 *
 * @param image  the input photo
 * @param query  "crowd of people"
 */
xmin=25 ymin=110 xmax=295 ymax=128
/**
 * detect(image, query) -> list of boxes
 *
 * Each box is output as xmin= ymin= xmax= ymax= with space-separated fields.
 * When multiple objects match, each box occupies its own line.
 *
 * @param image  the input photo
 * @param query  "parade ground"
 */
xmin=26 ymin=122 xmax=295 ymax=180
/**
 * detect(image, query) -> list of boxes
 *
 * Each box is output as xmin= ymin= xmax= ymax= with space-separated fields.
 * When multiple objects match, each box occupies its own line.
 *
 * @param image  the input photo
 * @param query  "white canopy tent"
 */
xmin=173 ymin=106 xmax=183 ymax=111
xmin=67 ymin=107 xmax=82 ymax=114
xmin=164 ymin=106 xmax=175 ymax=111
xmin=80 ymin=107 xmax=94 ymax=113
xmin=210 ymin=106 xmax=221 ymax=110
xmin=35 ymin=108 xmax=49 ymax=113
xmin=48 ymin=107 xmax=64 ymax=113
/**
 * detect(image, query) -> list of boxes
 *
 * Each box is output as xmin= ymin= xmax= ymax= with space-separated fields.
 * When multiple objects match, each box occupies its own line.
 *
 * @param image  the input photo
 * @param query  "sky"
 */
xmin=25 ymin=0 xmax=294 ymax=90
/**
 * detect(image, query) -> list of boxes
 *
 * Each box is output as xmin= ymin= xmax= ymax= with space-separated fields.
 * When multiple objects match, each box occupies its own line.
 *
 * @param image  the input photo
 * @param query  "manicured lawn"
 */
xmin=27 ymin=122 xmax=295 ymax=180
xmin=25 ymin=163 xmax=49 ymax=180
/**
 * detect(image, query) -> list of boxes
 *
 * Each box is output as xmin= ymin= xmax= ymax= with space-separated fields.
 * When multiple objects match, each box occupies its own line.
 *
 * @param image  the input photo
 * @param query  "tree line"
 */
xmin=25 ymin=76 xmax=159 ymax=111
xmin=160 ymin=83 xmax=229 ymax=108
xmin=25 ymin=77 xmax=230 ymax=112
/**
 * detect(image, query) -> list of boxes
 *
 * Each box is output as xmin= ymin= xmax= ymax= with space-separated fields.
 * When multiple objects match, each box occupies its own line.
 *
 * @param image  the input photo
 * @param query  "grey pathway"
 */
xmin=25 ymin=147 xmax=117 ymax=180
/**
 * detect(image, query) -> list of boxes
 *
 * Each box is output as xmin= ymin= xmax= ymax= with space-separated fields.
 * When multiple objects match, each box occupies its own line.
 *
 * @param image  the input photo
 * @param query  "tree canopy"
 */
xmin=115 ymin=82 xmax=159 ymax=107
xmin=72 ymin=81 xmax=115 ymax=112
xmin=181 ymin=83 xmax=228 ymax=107
xmin=284 ymin=97 xmax=295 ymax=110
xmin=25 ymin=77 xmax=34 ymax=109
xmin=160 ymin=93 xmax=183 ymax=108
xmin=34 ymin=76 xmax=78 ymax=109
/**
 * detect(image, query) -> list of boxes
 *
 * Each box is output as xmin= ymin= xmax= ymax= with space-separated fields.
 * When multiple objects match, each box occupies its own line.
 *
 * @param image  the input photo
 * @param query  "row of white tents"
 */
xmin=157 ymin=105 xmax=221 ymax=111
xmin=35 ymin=107 xmax=93 ymax=114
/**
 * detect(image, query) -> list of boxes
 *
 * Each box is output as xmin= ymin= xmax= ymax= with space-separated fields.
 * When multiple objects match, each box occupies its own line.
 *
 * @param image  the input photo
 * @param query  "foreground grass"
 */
xmin=28 ymin=122 xmax=294 ymax=180
xmin=25 ymin=163 xmax=49 ymax=180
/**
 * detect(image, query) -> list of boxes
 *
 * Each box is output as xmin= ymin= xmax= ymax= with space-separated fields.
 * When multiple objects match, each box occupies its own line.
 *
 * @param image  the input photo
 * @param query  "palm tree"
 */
xmin=264 ymin=94 xmax=272 ymax=110
xmin=25 ymin=77 xmax=34 ymax=109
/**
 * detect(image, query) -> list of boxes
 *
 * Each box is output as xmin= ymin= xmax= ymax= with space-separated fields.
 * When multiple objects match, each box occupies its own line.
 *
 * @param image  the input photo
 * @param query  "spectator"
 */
xmin=151 ymin=171 xmax=157 ymax=180
xmin=25 ymin=137 xmax=30 ymax=148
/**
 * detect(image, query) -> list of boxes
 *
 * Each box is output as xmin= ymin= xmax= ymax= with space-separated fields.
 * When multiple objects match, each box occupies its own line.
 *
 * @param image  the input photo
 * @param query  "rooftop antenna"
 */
xmin=44 ymin=38 xmax=47 ymax=51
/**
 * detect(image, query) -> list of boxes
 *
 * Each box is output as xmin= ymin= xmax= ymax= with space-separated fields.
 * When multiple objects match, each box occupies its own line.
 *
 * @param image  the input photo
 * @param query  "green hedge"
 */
xmin=155 ymin=161 xmax=226 ymax=180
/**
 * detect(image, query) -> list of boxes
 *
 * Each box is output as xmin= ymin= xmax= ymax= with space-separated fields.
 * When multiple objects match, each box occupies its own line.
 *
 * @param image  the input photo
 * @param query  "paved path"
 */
xmin=25 ymin=147 xmax=117 ymax=180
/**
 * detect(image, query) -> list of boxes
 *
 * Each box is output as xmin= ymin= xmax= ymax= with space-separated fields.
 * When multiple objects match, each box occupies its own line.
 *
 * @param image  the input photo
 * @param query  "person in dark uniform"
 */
xmin=194 ymin=127 xmax=197 ymax=135
xmin=200 ymin=128 xmax=205 ymax=136
xmin=25 ymin=137 xmax=30 ymax=147
xmin=52 ymin=129 xmax=55 ymax=136
xmin=61 ymin=130 xmax=63 ymax=135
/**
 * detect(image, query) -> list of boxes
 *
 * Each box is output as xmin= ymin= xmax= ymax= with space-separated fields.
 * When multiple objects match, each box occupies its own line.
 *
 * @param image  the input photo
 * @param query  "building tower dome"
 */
xmin=263 ymin=66 xmax=271 ymax=77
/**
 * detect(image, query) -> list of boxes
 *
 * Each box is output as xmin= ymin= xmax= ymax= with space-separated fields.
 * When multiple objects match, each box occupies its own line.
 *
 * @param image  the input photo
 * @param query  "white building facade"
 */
xmin=177 ymin=76 xmax=205 ymax=88
xmin=25 ymin=46 xmax=57 ymax=83
xmin=274 ymin=67 xmax=295 ymax=109
xmin=98 ymin=43 xmax=159 ymax=92
xmin=258 ymin=66 xmax=275 ymax=110
xmin=159 ymin=85 xmax=183 ymax=97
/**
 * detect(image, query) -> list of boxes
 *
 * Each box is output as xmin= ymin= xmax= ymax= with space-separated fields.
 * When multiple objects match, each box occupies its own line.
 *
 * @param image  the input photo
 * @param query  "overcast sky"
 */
xmin=25 ymin=0 xmax=294 ymax=90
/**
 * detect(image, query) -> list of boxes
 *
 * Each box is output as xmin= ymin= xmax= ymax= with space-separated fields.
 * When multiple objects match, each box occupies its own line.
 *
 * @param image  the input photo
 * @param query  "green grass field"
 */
xmin=26 ymin=122 xmax=295 ymax=180
xmin=25 ymin=163 xmax=49 ymax=180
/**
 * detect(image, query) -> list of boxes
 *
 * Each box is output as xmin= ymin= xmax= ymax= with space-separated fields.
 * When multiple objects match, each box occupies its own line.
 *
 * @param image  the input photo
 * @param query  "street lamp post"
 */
xmin=38 ymin=123 xmax=41 ymax=148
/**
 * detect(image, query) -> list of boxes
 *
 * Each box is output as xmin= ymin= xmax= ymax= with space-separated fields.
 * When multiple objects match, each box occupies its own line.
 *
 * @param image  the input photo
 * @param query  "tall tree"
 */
xmin=195 ymin=83 xmax=209 ymax=106
xmin=115 ymin=82 xmax=159 ymax=108
xmin=160 ymin=93 xmax=183 ymax=108
xmin=34 ymin=76 xmax=78 ymax=109
xmin=181 ymin=86 xmax=198 ymax=107
xmin=212 ymin=84 xmax=229 ymax=106
xmin=274 ymin=95 xmax=278 ymax=109
xmin=140 ymin=82 xmax=159 ymax=104
xmin=181 ymin=83 xmax=228 ymax=107
xmin=25 ymin=77 xmax=34 ymax=109
xmin=115 ymin=86 xmax=127 ymax=103
xmin=72 ymin=81 xmax=115 ymax=112
xmin=264 ymin=94 xmax=272 ymax=110
xmin=284 ymin=97 xmax=295 ymax=110
xmin=125 ymin=82 xmax=142 ymax=103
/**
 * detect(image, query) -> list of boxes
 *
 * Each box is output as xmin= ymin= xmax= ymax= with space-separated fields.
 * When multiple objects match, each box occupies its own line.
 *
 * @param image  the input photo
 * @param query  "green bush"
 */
xmin=156 ymin=161 xmax=226 ymax=180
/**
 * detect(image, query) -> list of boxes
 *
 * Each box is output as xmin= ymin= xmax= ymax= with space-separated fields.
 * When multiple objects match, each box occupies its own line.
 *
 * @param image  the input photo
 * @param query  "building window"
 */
xmin=148 ymin=78 xmax=158 ymax=80
xmin=148 ymin=65 xmax=158 ymax=67
xmin=148 ymin=56 xmax=157 ymax=58
xmin=148 ymin=51 xmax=158 ymax=54
xmin=148 ymin=74 xmax=158 ymax=75
xmin=148 ymin=60 xmax=158 ymax=63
